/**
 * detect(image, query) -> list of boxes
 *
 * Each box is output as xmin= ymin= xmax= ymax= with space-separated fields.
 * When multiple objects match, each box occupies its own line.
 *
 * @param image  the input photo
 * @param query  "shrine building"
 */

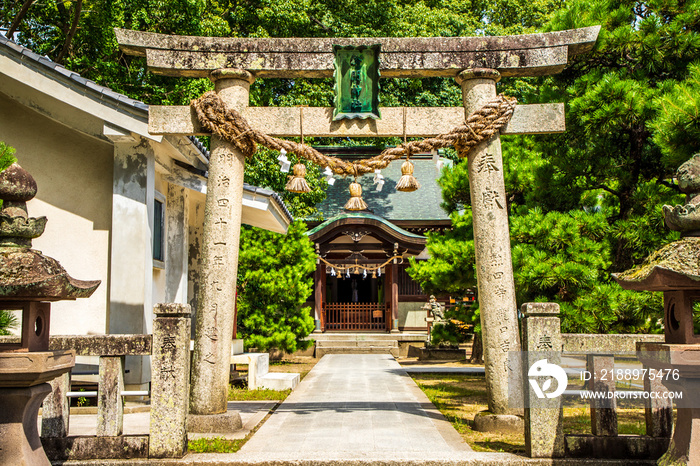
xmin=307 ymin=147 xmax=452 ymax=335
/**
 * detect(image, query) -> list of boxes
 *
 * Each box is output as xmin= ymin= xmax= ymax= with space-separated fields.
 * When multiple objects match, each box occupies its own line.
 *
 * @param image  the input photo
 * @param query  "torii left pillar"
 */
xmin=189 ymin=69 xmax=252 ymax=430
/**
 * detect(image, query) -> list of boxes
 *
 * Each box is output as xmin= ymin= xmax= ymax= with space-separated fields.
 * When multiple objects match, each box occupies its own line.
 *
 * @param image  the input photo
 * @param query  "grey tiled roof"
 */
xmin=317 ymin=157 xmax=450 ymax=221
xmin=0 ymin=33 xmax=148 ymax=112
xmin=243 ymin=183 xmax=294 ymax=223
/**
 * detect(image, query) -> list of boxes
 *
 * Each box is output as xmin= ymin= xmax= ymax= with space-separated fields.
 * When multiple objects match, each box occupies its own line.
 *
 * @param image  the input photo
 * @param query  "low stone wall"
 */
xmin=414 ymin=347 xmax=467 ymax=361
xmin=39 ymin=303 xmax=192 ymax=461
xmin=521 ymin=303 xmax=672 ymax=460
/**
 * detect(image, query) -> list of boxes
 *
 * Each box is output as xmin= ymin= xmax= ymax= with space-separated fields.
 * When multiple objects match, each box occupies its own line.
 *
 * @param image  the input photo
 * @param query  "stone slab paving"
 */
xmin=38 ymin=401 xmax=277 ymax=440
xmin=235 ymin=354 xmax=472 ymax=462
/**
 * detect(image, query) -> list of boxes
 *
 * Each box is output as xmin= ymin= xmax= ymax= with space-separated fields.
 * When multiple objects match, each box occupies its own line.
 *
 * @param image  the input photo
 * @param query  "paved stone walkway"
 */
xmin=236 ymin=354 xmax=473 ymax=461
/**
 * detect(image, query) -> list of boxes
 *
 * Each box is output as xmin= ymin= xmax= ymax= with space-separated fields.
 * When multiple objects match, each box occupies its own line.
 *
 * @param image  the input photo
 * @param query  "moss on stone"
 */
xmin=616 ymin=237 xmax=700 ymax=282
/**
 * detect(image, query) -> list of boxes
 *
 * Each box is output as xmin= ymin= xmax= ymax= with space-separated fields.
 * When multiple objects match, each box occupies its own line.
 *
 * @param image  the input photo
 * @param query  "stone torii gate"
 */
xmin=116 ymin=26 xmax=599 ymax=427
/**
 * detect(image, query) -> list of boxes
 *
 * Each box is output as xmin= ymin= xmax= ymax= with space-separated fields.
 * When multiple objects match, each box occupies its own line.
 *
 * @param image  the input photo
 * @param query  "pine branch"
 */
xmin=656 ymin=178 xmax=680 ymax=192
xmin=307 ymin=13 xmax=331 ymax=33
xmin=593 ymin=184 xmax=622 ymax=197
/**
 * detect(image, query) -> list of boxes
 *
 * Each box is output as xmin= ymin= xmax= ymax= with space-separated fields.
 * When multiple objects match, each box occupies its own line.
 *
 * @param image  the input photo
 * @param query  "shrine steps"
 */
xmin=314 ymin=337 xmax=400 ymax=357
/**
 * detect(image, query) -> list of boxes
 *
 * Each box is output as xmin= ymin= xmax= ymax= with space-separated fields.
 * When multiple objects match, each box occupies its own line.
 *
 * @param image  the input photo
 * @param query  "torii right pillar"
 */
xmin=457 ymin=68 xmax=524 ymax=431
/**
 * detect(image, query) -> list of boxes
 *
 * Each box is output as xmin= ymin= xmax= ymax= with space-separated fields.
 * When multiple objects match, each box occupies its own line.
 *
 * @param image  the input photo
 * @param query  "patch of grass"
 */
xmin=188 ymin=437 xmax=244 ymax=453
xmin=228 ymin=386 xmax=291 ymax=401
xmin=411 ymin=372 xmax=652 ymax=455
xmin=413 ymin=373 xmax=524 ymax=454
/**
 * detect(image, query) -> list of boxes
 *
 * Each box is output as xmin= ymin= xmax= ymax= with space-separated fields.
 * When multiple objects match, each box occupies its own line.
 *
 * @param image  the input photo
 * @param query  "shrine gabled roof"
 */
xmin=307 ymin=211 xmax=427 ymax=256
xmin=315 ymin=156 xmax=451 ymax=222
xmin=308 ymin=211 xmax=425 ymax=239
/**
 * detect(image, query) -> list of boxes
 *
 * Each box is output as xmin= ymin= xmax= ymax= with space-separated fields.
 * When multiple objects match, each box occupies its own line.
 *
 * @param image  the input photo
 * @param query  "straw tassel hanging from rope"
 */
xmin=396 ymin=159 xmax=420 ymax=192
xmin=344 ymin=179 xmax=368 ymax=211
xmin=286 ymin=163 xmax=311 ymax=193
xmin=285 ymin=107 xmax=312 ymax=193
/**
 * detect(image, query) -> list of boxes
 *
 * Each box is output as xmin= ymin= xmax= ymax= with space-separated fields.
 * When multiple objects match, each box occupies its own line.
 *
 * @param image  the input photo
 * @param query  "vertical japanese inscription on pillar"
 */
xmin=160 ymin=336 xmax=177 ymax=379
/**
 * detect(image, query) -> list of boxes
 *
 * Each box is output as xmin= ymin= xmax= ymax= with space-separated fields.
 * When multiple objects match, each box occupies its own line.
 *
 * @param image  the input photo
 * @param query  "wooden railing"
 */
xmin=324 ymin=302 xmax=386 ymax=331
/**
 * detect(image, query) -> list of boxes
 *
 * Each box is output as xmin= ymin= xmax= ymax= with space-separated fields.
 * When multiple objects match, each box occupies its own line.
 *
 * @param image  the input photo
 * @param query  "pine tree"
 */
xmin=236 ymin=220 xmax=316 ymax=353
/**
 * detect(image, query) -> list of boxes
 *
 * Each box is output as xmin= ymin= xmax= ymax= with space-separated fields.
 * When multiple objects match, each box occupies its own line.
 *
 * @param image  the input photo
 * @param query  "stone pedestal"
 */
xmin=0 ymin=383 xmax=52 ymax=466
xmin=190 ymin=69 xmax=253 ymax=415
xmin=456 ymin=68 xmax=522 ymax=416
xmin=473 ymin=411 xmax=524 ymax=434
xmin=638 ymin=343 xmax=700 ymax=466
xmin=0 ymin=350 xmax=75 ymax=466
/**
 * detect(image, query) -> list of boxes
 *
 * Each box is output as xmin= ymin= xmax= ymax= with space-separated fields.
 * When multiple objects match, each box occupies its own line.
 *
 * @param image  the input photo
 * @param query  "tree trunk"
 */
xmin=469 ymin=332 xmax=483 ymax=363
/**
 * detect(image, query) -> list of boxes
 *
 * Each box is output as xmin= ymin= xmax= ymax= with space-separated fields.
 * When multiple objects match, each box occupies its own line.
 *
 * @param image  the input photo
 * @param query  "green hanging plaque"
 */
xmin=333 ymin=45 xmax=381 ymax=121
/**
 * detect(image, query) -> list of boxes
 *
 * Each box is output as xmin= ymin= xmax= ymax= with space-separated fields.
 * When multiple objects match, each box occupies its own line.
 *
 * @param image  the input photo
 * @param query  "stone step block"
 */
xmin=316 ymin=340 xmax=398 ymax=348
xmin=258 ymin=372 xmax=300 ymax=391
xmin=316 ymin=346 xmax=399 ymax=358
xmin=230 ymin=353 xmax=269 ymax=390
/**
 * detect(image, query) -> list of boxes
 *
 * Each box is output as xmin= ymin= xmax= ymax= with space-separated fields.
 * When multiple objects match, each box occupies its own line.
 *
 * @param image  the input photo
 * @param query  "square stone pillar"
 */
xmin=150 ymin=303 xmax=191 ymax=458
xmin=521 ymin=302 xmax=564 ymax=458
xmin=456 ymin=68 xmax=522 ymax=415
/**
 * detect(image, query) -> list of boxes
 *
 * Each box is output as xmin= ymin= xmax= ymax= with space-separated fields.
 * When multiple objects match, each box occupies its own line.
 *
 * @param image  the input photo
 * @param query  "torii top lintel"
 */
xmin=115 ymin=26 xmax=600 ymax=79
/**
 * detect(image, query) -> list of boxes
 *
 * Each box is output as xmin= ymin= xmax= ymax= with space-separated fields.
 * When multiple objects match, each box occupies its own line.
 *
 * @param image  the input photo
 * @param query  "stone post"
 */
xmin=587 ymin=354 xmax=618 ymax=436
xmin=190 ymin=69 xmax=253 ymax=419
xmin=521 ymin=302 xmax=564 ymax=458
xmin=41 ymin=372 xmax=70 ymax=438
xmin=150 ymin=303 xmax=191 ymax=458
xmin=97 ymin=355 xmax=124 ymax=436
xmin=643 ymin=368 xmax=673 ymax=437
xmin=456 ymin=69 xmax=523 ymax=419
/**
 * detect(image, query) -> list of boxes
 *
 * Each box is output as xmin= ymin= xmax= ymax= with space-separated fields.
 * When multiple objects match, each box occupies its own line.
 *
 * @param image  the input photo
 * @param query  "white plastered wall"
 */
xmin=0 ymin=90 xmax=112 ymax=336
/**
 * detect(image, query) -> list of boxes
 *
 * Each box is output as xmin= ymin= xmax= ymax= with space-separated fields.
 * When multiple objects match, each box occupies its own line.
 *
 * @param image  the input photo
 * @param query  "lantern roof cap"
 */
xmin=613 ymin=237 xmax=700 ymax=291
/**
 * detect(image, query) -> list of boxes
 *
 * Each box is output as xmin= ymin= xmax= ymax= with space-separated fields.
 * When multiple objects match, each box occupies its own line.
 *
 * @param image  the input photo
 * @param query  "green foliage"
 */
xmin=408 ymin=208 xmax=475 ymax=296
xmin=411 ymin=0 xmax=700 ymax=335
xmin=430 ymin=302 xmax=479 ymax=347
xmin=650 ymin=62 xmax=700 ymax=168
xmin=236 ymin=220 xmax=316 ymax=353
xmin=0 ymin=310 xmax=18 ymax=336
xmin=188 ymin=437 xmax=244 ymax=453
xmin=0 ymin=141 xmax=16 ymax=172
xmin=511 ymin=209 xmax=663 ymax=333
xmin=536 ymin=0 xmax=700 ymax=271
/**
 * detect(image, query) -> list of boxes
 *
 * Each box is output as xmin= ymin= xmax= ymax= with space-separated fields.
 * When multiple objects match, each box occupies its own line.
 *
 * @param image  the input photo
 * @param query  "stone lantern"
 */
xmin=614 ymin=154 xmax=700 ymax=465
xmin=0 ymin=162 xmax=100 ymax=465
